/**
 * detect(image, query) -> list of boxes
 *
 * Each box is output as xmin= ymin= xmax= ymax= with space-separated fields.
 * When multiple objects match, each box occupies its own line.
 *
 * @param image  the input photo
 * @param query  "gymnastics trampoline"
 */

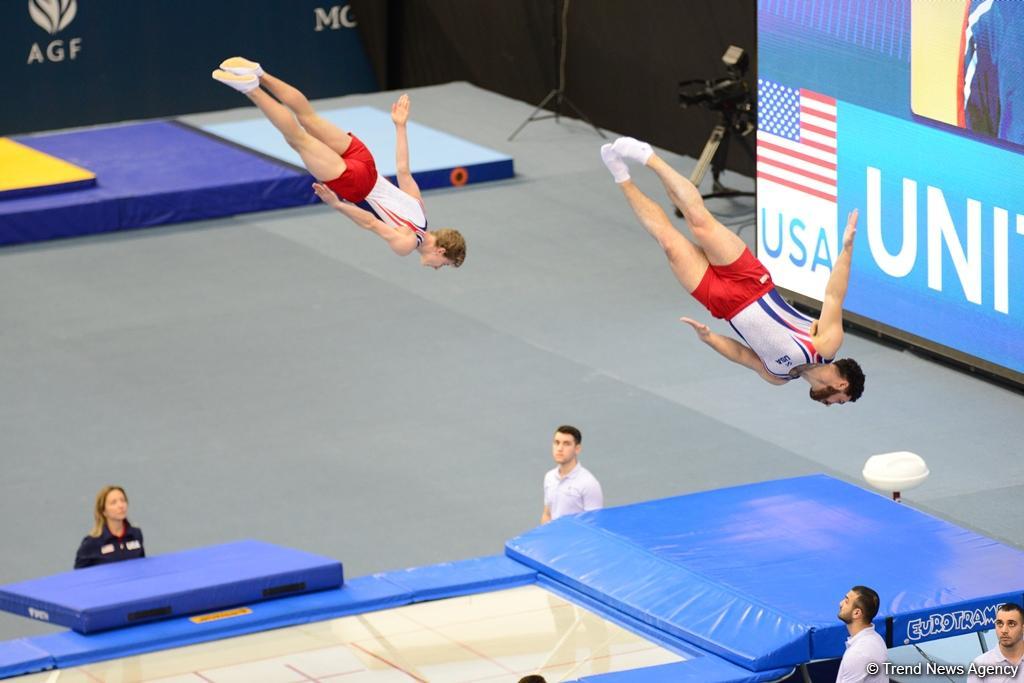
xmin=8 ymin=586 xmax=685 ymax=682
xmin=3 ymin=475 xmax=1023 ymax=682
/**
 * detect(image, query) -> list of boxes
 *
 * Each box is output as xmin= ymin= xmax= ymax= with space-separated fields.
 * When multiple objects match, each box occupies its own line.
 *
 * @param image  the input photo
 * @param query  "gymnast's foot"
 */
xmin=611 ymin=136 xmax=654 ymax=166
xmin=219 ymin=57 xmax=264 ymax=78
xmin=211 ymin=70 xmax=259 ymax=93
xmin=600 ymin=144 xmax=630 ymax=183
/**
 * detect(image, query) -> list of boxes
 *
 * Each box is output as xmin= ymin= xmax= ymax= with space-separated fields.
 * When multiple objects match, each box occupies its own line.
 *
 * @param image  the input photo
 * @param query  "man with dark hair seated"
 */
xmin=836 ymin=585 xmax=888 ymax=682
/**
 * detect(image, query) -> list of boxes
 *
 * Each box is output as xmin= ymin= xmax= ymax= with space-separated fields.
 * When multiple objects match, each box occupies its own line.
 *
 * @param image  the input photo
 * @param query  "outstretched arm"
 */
xmin=391 ymin=94 xmax=423 ymax=203
xmin=814 ymin=209 xmax=858 ymax=359
xmin=312 ymin=183 xmax=419 ymax=256
xmin=681 ymin=318 xmax=788 ymax=385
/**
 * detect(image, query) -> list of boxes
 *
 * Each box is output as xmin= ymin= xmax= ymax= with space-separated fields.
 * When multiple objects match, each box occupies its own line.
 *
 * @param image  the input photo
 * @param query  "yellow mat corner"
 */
xmin=0 ymin=137 xmax=96 ymax=194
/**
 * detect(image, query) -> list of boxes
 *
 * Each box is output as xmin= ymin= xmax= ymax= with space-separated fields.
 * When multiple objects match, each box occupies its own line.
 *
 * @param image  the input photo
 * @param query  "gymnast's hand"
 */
xmin=680 ymin=317 xmax=712 ymax=341
xmin=312 ymin=183 xmax=343 ymax=209
xmin=842 ymin=208 xmax=858 ymax=251
xmin=391 ymin=94 xmax=410 ymax=126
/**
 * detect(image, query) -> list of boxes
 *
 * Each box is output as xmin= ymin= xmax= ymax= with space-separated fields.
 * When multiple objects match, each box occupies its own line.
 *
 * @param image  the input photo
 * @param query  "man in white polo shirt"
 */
xmin=836 ymin=585 xmax=889 ymax=682
xmin=540 ymin=425 xmax=603 ymax=524
xmin=967 ymin=602 xmax=1023 ymax=683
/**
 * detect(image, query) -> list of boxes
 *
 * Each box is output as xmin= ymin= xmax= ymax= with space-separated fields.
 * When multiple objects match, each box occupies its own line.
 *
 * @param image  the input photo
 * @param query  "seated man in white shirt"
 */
xmin=836 ymin=585 xmax=889 ymax=682
xmin=541 ymin=425 xmax=603 ymax=524
xmin=967 ymin=602 xmax=1023 ymax=683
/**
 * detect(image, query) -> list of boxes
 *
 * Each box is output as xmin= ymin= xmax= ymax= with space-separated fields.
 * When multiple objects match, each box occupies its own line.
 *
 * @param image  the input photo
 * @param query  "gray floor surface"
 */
xmin=1 ymin=82 xmax=1020 ymax=641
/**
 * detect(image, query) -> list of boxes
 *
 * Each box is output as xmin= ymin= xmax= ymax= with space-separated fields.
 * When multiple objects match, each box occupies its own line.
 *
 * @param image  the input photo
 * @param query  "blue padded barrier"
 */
xmin=0 ymin=555 xmax=535 ymax=677
xmin=31 ymin=575 xmax=410 ymax=671
xmin=887 ymin=591 xmax=1024 ymax=654
xmin=0 ymin=540 xmax=342 ymax=634
xmin=507 ymin=474 xmax=1024 ymax=672
xmin=577 ymin=660 xmax=793 ymax=683
xmin=0 ymin=640 xmax=51 ymax=679
xmin=375 ymin=553 xmax=535 ymax=601
xmin=509 ymin=512 xmax=811 ymax=669
xmin=537 ymin=577 xmax=794 ymax=683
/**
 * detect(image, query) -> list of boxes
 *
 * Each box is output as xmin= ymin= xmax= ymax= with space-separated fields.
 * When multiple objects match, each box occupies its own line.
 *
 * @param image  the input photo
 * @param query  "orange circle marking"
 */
xmin=450 ymin=167 xmax=468 ymax=186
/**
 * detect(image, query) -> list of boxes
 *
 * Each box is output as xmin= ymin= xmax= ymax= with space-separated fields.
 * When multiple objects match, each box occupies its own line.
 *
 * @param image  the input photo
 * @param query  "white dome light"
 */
xmin=862 ymin=451 xmax=930 ymax=502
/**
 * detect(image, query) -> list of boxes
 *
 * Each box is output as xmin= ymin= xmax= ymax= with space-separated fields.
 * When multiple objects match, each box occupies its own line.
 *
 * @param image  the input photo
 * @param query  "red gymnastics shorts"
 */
xmin=324 ymin=134 xmax=377 ymax=203
xmin=691 ymin=248 xmax=775 ymax=320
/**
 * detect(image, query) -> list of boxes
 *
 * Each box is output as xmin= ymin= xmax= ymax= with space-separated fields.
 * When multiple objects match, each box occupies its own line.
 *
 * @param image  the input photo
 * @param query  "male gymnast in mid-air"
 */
xmin=212 ymin=58 xmax=465 ymax=269
xmin=601 ymin=137 xmax=864 ymax=405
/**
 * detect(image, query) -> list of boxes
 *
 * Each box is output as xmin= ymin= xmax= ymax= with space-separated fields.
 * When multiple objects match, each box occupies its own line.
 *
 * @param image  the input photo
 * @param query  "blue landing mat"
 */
xmin=202 ymin=106 xmax=515 ymax=191
xmin=0 ymin=540 xmax=342 ymax=634
xmin=0 ymin=121 xmax=311 ymax=246
xmin=506 ymin=474 xmax=1024 ymax=672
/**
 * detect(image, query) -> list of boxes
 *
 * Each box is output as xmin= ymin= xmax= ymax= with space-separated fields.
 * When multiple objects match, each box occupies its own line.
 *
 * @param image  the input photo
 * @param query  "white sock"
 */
xmin=601 ymin=144 xmax=630 ymax=183
xmin=611 ymin=136 xmax=653 ymax=165
xmin=211 ymin=70 xmax=259 ymax=93
xmin=220 ymin=57 xmax=264 ymax=77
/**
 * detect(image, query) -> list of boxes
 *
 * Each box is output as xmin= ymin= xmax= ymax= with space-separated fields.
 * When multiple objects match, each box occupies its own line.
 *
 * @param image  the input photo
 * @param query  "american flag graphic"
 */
xmin=757 ymin=80 xmax=837 ymax=203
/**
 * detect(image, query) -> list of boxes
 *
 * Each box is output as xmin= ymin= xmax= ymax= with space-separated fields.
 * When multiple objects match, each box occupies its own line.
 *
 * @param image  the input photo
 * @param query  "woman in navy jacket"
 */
xmin=74 ymin=485 xmax=145 ymax=569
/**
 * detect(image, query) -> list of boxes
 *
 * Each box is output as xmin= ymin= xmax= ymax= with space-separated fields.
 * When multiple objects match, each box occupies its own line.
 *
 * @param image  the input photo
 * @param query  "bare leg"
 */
xmin=246 ymin=88 xmax=345 ymax=181
xmin=619 ymin=181 xmax=709 ymax=292
xmin=259 ymin=72 xmax=353 ymax=155
xmin=645 ymin=154 xmax=746 ymax=266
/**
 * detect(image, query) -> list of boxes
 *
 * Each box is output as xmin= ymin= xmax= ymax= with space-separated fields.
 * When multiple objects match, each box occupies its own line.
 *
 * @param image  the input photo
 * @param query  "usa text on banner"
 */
xmin=756 ymin=79 xmax=841 ymax=298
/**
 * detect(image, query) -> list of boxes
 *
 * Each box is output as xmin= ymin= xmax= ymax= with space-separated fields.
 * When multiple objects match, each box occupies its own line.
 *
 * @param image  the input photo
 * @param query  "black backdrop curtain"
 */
xmin=350 ymin=0 xmax=757 ymax=176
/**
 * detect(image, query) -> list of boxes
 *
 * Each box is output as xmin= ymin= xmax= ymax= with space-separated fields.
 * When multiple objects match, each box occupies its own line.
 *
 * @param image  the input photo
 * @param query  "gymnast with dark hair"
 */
xmin=601 ymin=136 xmax=865 ymax=405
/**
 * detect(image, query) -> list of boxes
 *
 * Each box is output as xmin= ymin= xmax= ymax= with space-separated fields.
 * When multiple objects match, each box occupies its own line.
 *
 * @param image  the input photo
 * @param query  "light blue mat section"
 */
xmin=202 ymin=106 xmax=511 ymax=176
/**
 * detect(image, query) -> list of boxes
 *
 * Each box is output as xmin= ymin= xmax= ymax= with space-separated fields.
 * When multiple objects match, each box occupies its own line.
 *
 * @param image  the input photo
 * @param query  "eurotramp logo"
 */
xmin=905 ymin=605 xmax=998 ymax=643
xmin=27 ymin=0 xmax=82 ymax=64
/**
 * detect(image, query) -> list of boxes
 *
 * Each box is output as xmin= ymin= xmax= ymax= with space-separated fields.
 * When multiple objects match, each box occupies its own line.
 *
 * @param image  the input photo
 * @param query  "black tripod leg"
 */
xmin=560 ymin=94 xmax=607 ymax=139
xmin=709 ymin=129 xmax=732 ymax=193
xmin=675 ymin=125 xmax=726 ymax=217
xmin=508 ymin=90 xmax=560 ymax=141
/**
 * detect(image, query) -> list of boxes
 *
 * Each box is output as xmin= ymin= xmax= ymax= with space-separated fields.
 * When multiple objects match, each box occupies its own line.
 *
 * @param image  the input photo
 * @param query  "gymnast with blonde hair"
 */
xmin=74 ymin=485 xmax=145 ymax=569
xmin=213 ymin=58 xmax=465 ymax=269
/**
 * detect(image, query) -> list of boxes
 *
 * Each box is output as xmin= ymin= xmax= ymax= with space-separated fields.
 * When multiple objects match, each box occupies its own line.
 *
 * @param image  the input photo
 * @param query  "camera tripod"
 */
xmin=675 ymin=112 xmax=755 ymax=218
xmin=692 ymin=113 xmax=755 ymax=199
xmin=508 ymin=0 xmax=606 ymax=141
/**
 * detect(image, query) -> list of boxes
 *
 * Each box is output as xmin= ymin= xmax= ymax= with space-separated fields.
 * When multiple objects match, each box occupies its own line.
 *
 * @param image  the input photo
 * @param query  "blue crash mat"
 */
xmin=202 ymin=105 xmax=514 ymax=192
xmin=506 ymin=474 xmax=1024 ymax=672
xmin=0 ymin=121 xmax=312 ymax=247
xmin=0 ymin=540 xmax=342 ymax=634
xmin=539 ymin=576 xmax=793 ymax=683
